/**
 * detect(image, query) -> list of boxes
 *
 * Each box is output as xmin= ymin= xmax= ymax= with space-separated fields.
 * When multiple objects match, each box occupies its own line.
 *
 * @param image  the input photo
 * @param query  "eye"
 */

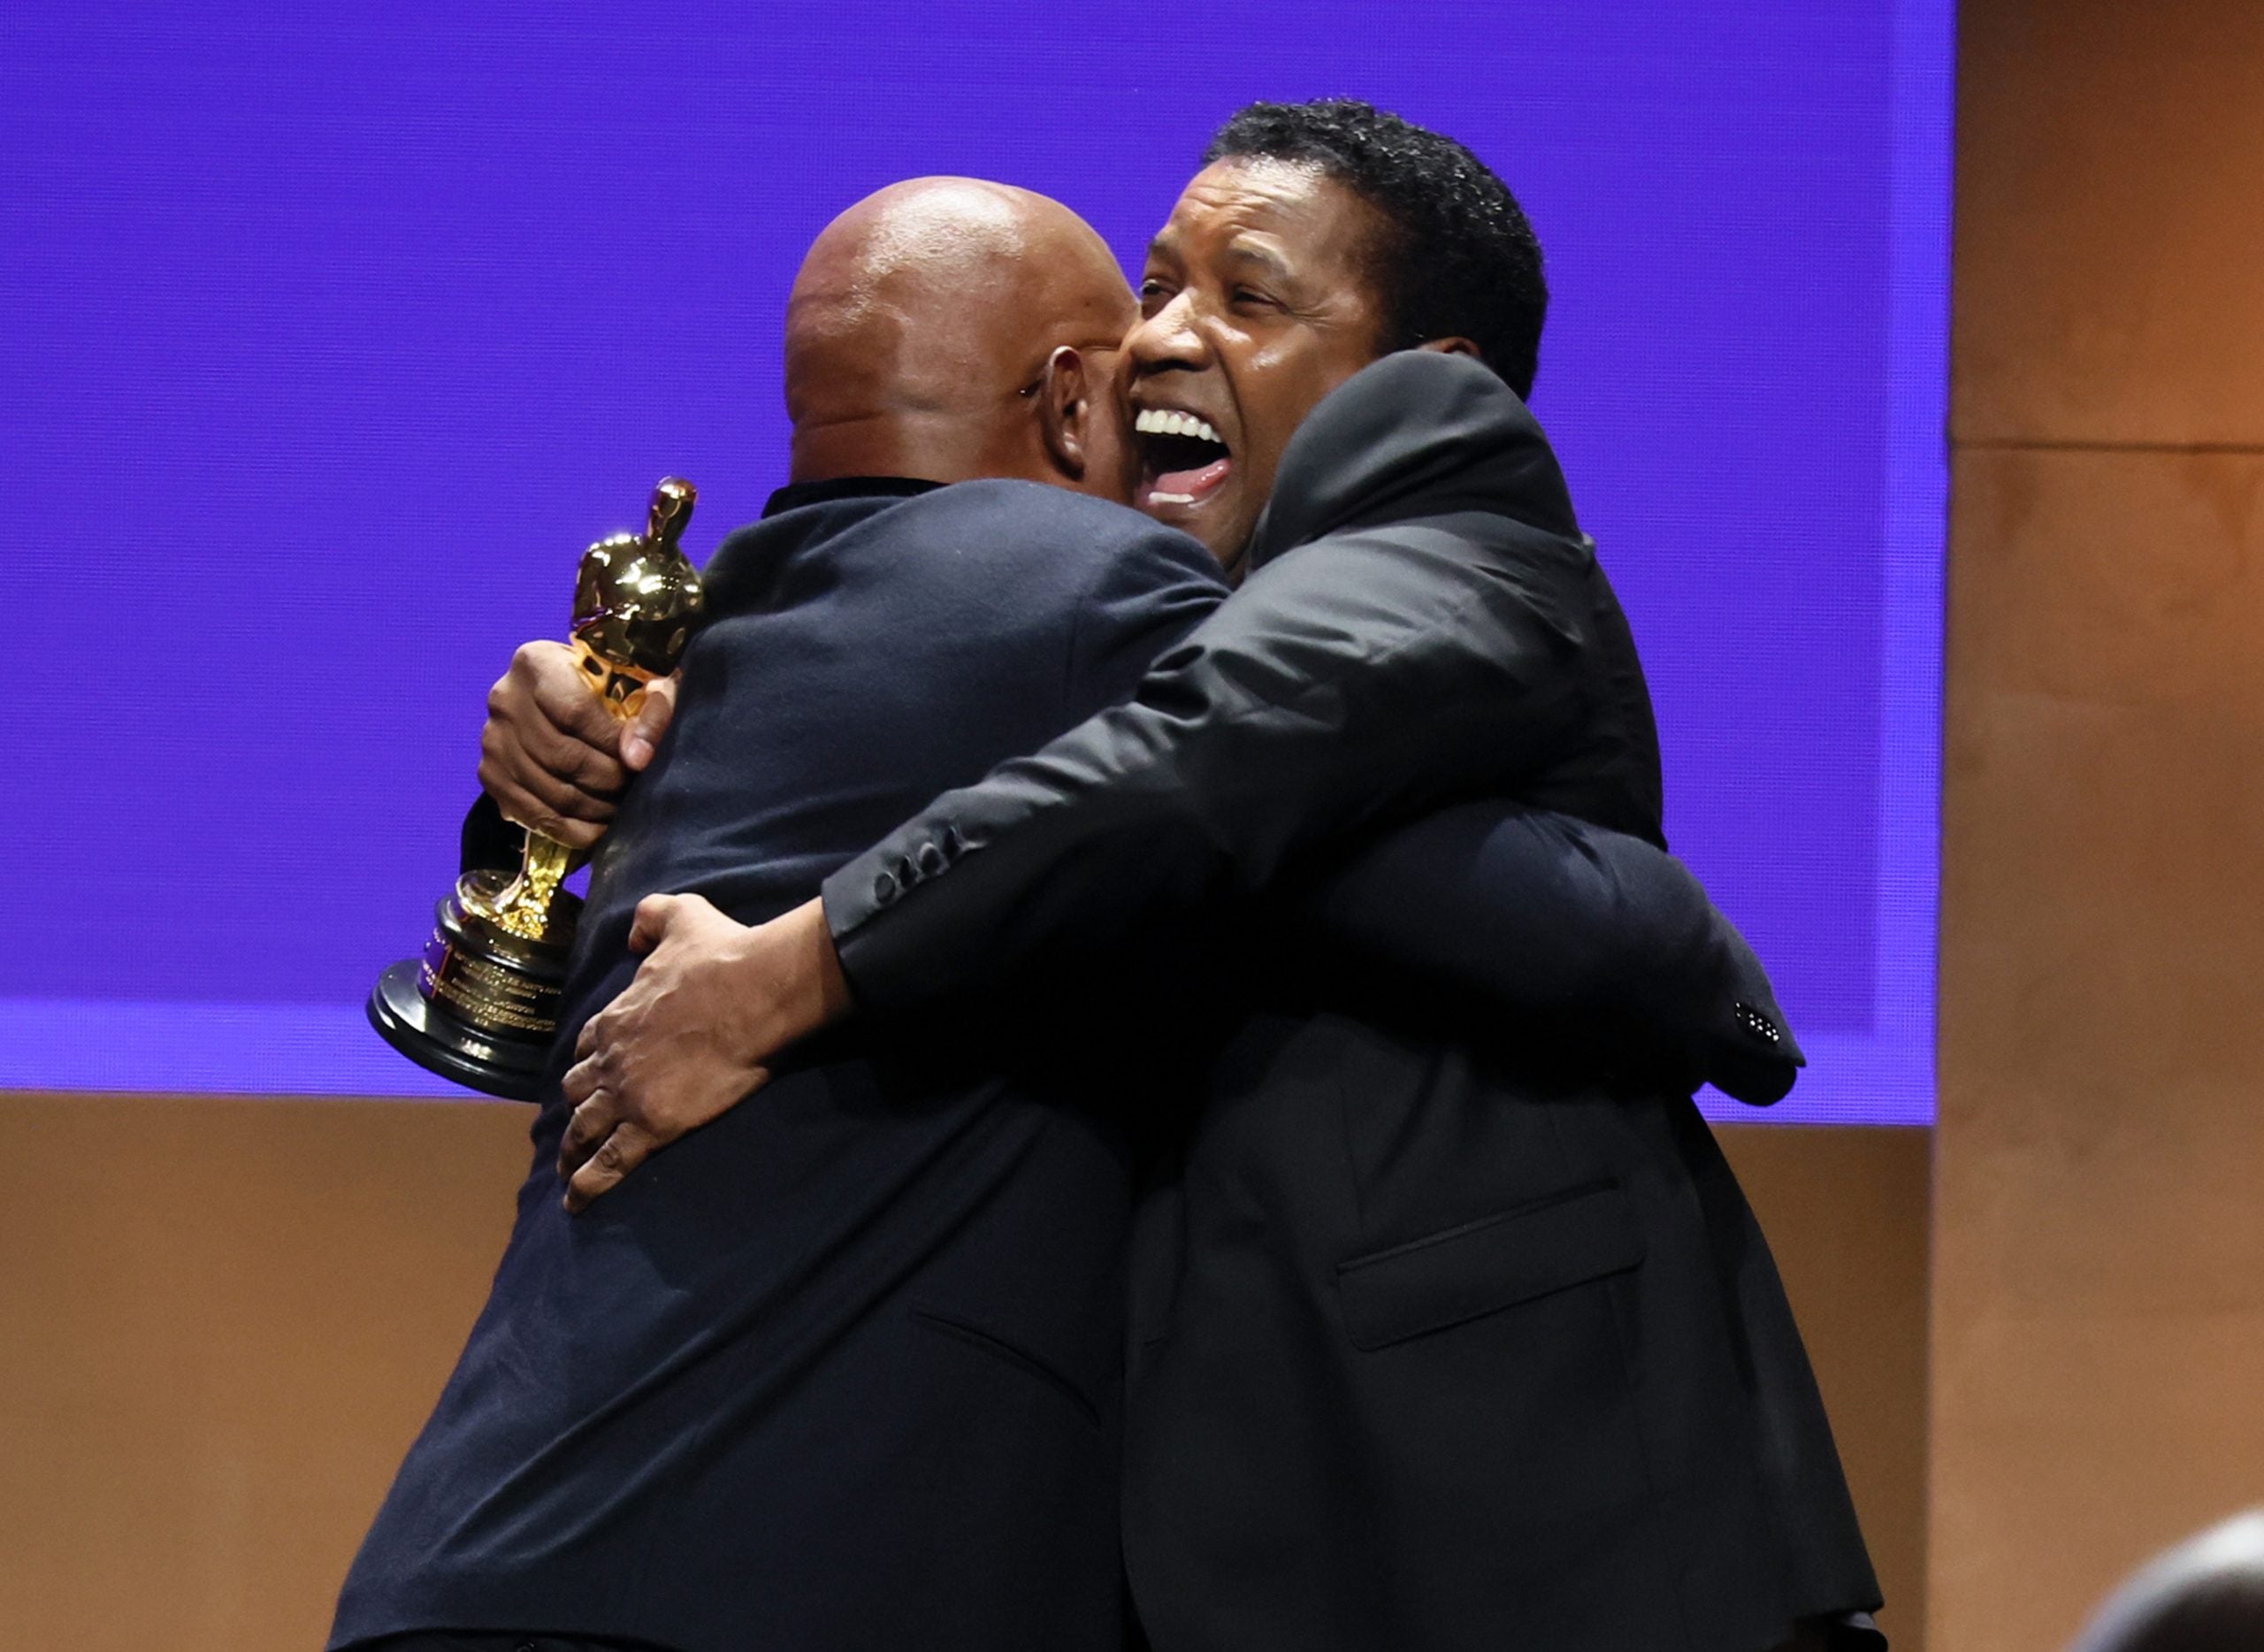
xmin=1230 ymin=286 xmax=1280 ymax=313
xmin=1137 ymin=276 xmax=1176 ymax=317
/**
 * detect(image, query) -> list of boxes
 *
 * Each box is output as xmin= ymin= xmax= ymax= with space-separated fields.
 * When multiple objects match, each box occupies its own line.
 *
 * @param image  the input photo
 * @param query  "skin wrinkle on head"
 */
xmin=783 ymin=177 xmax=1134 ymax=488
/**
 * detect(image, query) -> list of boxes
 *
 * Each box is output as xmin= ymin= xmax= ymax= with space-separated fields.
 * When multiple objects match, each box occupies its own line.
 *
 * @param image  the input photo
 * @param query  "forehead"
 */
xmin=1150 ymin=157 xmax=1387 ymax=279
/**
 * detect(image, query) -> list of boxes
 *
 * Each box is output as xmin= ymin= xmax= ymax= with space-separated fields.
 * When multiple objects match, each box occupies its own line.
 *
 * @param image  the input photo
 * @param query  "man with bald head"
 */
xmin=784 ymin=180 xmax=1136 ymax=484
xmin=332 ymin=178 xmax=1221 ymax=1652
xmin=475 ymin=177 xmax=1143 ymax=839
xmin=340 ymin=172 xmax=1805 ymax=1652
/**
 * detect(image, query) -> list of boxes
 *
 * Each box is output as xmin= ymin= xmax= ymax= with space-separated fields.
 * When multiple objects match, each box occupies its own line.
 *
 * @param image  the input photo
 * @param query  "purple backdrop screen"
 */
xmin=2 ymin=2 xmax=1947 ymax=1123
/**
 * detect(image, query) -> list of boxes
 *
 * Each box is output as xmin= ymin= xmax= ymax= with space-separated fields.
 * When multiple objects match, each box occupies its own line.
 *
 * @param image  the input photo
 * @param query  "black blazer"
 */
xmin=340 ymin=470 xmax=1792 ymax=1652
xmin=336 ymin=479 xmax=1219 ymax=1652
xmin=820 ymin=355 xmax=1882 ymax=1651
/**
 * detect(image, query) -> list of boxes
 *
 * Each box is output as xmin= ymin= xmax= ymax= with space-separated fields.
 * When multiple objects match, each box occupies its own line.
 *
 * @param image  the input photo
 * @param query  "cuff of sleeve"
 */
xmin=821 ymin=847 xmax=919 ymax=1012
xmin=1703 ymin=987 xmax=1804 ymax=1106
xmin=821 ymin=813 xmax=991 ymax=1013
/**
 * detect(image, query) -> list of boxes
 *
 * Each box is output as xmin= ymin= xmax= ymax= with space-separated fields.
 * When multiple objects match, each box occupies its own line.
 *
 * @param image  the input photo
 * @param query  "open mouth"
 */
xmin=1134 ymin=407 xmax=1232 ymax=507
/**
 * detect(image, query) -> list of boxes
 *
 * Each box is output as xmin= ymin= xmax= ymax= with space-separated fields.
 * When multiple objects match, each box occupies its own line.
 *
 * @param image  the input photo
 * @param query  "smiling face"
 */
xmin=1125 ymin=157 xmax=1396 ymax=564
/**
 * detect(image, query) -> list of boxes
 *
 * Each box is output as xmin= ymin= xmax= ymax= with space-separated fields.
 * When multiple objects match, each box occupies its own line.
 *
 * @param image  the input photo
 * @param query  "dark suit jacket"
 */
xmin=334 ymin=478 xmax=1220 ymax=1652
xmin=820 ymin=355 xmax=1882 ymax=1651
xmin=339 ymin=469 xmax=1794 ymax=1652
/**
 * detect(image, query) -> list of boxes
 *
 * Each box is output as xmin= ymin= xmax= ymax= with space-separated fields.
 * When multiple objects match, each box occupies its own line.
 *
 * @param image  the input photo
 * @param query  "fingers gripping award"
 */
xmin=368 ymin=478 xmax=706 ymax=1099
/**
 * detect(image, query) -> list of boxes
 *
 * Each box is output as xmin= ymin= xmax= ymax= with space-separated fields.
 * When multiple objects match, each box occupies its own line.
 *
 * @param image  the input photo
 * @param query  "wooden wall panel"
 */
xmin=0 ymin=1094 xmax=532 ymax=1652
xmin=1940 ymin=5 xmax=2264 ymax=1639
xmin=1935 ymin=442 xmax=2264 ymax=1651
xmin=1953 ymin=0 xmax=2264 ymax=447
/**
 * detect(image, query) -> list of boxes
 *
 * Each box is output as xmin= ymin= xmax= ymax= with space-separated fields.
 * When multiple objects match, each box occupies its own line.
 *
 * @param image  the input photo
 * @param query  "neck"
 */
xmin=787 ymin=409 xmax=1041 ymax=487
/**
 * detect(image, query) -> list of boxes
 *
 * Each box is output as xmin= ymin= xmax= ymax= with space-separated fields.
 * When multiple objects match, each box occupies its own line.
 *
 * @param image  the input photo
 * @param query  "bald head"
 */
xmin=784 ymin=178 xmax=1136 ymax=493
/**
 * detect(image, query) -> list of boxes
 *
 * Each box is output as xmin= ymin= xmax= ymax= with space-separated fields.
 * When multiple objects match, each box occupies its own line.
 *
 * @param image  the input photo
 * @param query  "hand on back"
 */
xmin=557 ymin=894 xmax=852 ymax=1212
xmin=478 ymin=639 xmax=679 ymax=850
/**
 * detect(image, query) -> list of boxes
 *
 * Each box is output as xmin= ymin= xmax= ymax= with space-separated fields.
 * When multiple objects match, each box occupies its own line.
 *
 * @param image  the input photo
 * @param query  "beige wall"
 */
xmin=0 ymin=1093 xmax=1929 ymax=1652
xmin=1935 ymin=3 xmax=2264 ymax=1649
xmin=1 ymin=1096 xmax=532 ymax=1651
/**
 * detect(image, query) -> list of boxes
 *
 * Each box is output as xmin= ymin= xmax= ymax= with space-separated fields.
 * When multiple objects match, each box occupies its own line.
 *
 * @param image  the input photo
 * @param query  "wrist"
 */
xmin=795 ymin=896 xmax=853 ymax=1030
xmin=726 ymin=898 xmax=852 ymax=1054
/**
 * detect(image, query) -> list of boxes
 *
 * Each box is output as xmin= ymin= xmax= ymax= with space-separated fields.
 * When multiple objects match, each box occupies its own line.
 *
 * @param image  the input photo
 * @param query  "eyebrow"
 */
xmin=1150 ymin=229 xmax=1295 ymax=285
xmin=1142 ymin=233 xmax=1296 ymax=285
xmin=1222 ymin=240 xmax=1294 ymax=282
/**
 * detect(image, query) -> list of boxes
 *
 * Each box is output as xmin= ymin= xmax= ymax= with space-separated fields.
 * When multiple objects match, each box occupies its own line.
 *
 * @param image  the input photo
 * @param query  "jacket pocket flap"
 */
xmin=1335 ymin=1182 xmax=1645 ymax=1351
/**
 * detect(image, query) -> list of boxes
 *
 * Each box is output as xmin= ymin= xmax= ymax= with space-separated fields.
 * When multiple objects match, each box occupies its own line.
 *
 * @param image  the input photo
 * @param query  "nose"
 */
xmin=1127 ymin=288 xmax=1209 ymax=376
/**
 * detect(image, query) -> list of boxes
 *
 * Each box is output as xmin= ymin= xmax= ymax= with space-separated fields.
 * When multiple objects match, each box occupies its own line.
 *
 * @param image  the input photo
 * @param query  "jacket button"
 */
xmin=1733 ymin=1001 xmax=1781 ymax=1044
xmin=872 ymin=870 xmax=899 ymax=906
xmin=915 ymin=841 xmax=946 ymax=876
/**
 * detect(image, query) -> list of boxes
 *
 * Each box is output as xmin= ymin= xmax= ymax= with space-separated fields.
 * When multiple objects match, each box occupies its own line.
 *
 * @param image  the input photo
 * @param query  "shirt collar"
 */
xmin=761 ymin=476 xmax=945 ymax=517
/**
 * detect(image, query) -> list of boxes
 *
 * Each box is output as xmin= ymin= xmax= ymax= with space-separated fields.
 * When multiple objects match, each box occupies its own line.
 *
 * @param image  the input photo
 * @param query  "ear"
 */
xmin=1037 ymin=345 xmax=1091 ymax=479
xmin=1415 ymin=336 xmax=1483 ymax=360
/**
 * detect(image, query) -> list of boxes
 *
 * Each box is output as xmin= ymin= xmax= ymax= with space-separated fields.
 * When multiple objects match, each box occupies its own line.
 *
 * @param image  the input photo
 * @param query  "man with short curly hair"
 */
xmin=1206 ymin=97 xmax=1552 ymax=398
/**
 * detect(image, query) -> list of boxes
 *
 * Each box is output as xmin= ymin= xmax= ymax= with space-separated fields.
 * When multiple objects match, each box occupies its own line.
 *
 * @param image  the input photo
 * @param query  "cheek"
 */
xmin=1310 ymin=325 xmax=1381 ymax=397
xmin=1238 ymin=343 xmax=1339 ymax=477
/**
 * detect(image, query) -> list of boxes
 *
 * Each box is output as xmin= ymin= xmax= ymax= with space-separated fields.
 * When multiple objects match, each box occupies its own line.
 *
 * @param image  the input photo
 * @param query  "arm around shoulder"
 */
xmin=823 ymin=511 xmax=1599 ymax=1013
xmin=1297 ymin=804 xmax=1804 ymax=1105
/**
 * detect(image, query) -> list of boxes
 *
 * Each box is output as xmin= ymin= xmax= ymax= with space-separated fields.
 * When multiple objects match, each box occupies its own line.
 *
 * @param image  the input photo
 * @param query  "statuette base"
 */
xmin=365 ymin=871 xmax=579 ymax=1101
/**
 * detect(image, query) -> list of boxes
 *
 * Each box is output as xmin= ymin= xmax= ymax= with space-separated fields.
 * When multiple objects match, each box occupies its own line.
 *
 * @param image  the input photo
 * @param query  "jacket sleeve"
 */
xmin=820 ymin=512 xmax=1601 ymax=1012
xmin=1295 ymin=804 xmax=1803 ymax=1105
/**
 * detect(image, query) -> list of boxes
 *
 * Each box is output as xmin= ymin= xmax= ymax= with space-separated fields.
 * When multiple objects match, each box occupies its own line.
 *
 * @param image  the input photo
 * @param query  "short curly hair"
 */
xmin=1204 ymin=99 xmax=1548 ymax=400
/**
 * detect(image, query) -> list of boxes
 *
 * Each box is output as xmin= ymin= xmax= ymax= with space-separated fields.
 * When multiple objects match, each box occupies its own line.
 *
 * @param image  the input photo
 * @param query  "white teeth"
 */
xmin=1135 ymin=408 xmax=1224 ymax=447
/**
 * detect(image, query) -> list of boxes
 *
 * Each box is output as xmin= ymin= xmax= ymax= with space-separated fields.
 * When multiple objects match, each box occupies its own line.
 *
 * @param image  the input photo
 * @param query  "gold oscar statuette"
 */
xmin=368 ymin=478 xmax=707 ymax=1098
